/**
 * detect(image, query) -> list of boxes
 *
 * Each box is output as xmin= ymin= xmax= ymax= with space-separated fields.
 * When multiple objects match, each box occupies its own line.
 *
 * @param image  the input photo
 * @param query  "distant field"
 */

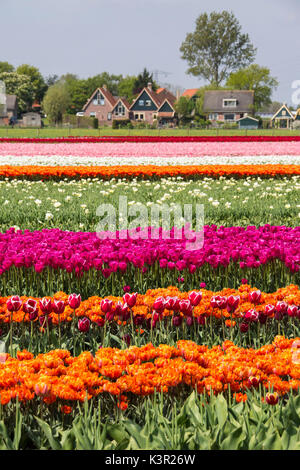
xmin=0 ymin=126 xmax=300 ymax=138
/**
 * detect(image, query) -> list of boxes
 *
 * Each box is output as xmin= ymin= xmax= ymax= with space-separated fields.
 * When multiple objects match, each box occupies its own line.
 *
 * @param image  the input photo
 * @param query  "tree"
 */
xmin=45 ymin=74 xmax=59 ymax=87
xmin=133 ymin=68 xmax=157 ymax=95
xmin=42 ymin=83 xmax=71 ymax=124
xmin=16 ymin=64 xmax=48 ymax=103
xmin=85 ymin=72 xmax=123 ymax=97
xmin=0 ymin=62 xmax=14 ymax=74
xmin=174 ymin=96 xmax=195 ymax=123
xmin=118 ymin=75 xmax=137 ymax=103
xmin=0 ymin=72 xmax=34 ymax=113
xmin=180 ymin=10 xmax=256 ymax=86
xmin=226 ymin=64 xmax=279 ymax=112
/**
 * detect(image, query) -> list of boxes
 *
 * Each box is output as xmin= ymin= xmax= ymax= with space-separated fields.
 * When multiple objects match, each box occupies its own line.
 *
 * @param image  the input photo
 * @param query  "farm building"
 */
xmin=271 ymin=104 xmax=294 ymax=128
xmin=237 ymin=115 xmax=259 ymax=129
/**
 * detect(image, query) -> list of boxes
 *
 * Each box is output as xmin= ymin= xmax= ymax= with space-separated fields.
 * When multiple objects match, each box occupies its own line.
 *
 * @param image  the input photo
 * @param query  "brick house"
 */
xmin=203 ymin=90 xmax=255 ymax=123
xmin=129 ymin=83 xmax=177 ymax=126
xmin=82 ymin=83 xmax=177 ymax=126
xmin=82 ymin=85 xmax=117 ymax=125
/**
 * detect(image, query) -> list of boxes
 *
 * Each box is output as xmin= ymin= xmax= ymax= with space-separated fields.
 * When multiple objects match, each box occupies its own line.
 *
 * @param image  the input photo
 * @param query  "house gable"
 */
xmin=158 ymin=100 xmax=174 ymax=113
xmin=130 ymin=90 xmax=158 ymax=111
xmin=271 ymin=104 xmax=294 ymax=120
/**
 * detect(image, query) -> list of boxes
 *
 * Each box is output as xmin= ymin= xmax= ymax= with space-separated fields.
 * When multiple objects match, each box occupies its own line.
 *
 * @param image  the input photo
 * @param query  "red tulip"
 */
xmin=165 ymin=296 xmax=180 ymax=312
xmin=240 ymin=322 xmax=249 ymax=333
xmin=52 ymin=299 xmax=65 ymax=315
xmin=6 ymin=295 xmax=22 ymax=312
xmin=39 ymin=297 xmax=53 ymax=315
xmin=188 ymin=291 xmax=202 ymax=307
xmin=248 ymin=376 xmax=260 ymax=388
xmin=100 ymin=299 xmax=113 ymax=313
xmin=226 ymin=295 xmax=240 ymax=313
xmin=264 ymin=304 xmax=275 ymax=316
xmin=153 ymin=297 xmax=166 ymax=314
xmin=23 ymin=298 xmax=38 ymax=315
xmin=287 ymin=305 xmax=298 ymax=318
xmin=78 ymin=317 xmax=90 ymax=333
xmin=179 ymin=299 xmax=193 ymax=316
xmin=122 ymin=292 xmax=137 ymax=308
xmin=265 ymin=392 xmax=279 ymax=405
xmin=249 ymin=290 xmax=262 ymax=304
xmin=68 ymin=293 xmax=81 ymax=309
xmin=210 ymin=295 xmax=227 ymax=309
xmin=244 ymin=309 xmax=259 ymax=323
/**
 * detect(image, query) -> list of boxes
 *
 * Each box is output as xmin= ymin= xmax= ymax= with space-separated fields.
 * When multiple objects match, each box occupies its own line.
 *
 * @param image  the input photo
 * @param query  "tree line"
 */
xmin=1 ymin=10 xmax=281 ymax=125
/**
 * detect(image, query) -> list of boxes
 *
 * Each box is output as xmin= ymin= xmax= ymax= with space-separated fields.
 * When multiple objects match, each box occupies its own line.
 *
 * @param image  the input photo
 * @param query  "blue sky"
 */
xmin=1 ymin=0 xmax=300 ymax=104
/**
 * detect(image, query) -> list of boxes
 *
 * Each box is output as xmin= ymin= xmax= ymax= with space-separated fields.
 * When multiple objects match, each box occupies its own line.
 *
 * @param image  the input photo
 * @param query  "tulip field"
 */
xmin=0 ymin=136 xmax=300 ymax=450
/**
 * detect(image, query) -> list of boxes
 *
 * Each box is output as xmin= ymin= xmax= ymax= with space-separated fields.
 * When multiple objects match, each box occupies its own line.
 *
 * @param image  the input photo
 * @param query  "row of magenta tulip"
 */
xmin=0 ymin=226 xmax=298 ymax=297
xmin=1 ymin=136 xmax=300 ymax=143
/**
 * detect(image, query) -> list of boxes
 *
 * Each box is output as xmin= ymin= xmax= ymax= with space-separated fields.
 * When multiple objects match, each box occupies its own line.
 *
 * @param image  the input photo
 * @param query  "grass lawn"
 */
xmin=1 ymin=126 xmax=300 ymax=138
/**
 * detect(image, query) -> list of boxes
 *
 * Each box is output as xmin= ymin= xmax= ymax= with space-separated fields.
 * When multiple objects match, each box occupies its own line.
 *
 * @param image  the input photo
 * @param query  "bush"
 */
xmin=112 ymin=119 xmax=132 ymax=129
xmin=92 ymin=117 xmax=98 ymax=129
xmin=62 ymin=114 xmax=95 ymax=128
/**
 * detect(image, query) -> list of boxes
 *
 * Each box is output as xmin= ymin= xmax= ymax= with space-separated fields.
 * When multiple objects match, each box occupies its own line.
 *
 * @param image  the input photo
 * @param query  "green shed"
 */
xmin=237 ymin=115 xmax=259 ymax=129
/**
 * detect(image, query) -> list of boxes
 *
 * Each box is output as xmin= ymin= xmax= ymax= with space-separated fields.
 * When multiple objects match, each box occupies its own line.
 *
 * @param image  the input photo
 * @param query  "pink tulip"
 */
xmin=153 ymin=297 xmax=166 ymax=314
xmin=122 ymin=292 xmax=137 ymax=308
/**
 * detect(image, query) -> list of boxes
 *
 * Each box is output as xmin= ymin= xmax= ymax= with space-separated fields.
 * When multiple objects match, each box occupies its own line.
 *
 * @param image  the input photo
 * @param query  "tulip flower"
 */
xmin=23 ymin=298 xmax=38 ymax=315
xmin=264 ymin=304 xmax=275 ymax=316
xmin=52 ymin=299 xmax=65 ymax=315
xmin=210 ymin=296 xmax=227 ymax=309
xmin=244 ymin=309 xmax=259 ymax=323
xmin=287 ymin=305 xmax=298 ymax=318
xmin=265 ymin=392 xmax=279 ymax=405
xmin=100 ymin=299 xmax=113 ymax=313
xmin=249 ymin=290 xmax=262 ymax=304
xmin=68 ymin=293 xmax=81 ymax=310
xmin=165 ymin=296 xmax=180 ymax=312
xmin=240 ymin=322 xmax=249 ymax=333
xmin=172 ymin=315 xmax=183 ymax=327
xmin=226 ymin=295 xmax=240 ymax=313
xmin=123 ymin=285 xmax=131 ymax=293
xmin=122 ymin=292 xmax=137 ymax=308
xmin=188 ymin=291 xmax=202 ymax=307
xmin=153 ymin=297 xmax=166 ymax=314
xmin=78 ymin=317 xmax=90 ymax=333
xmin=39 ymin=297 xmax=53 ymax=315
xmin=179 ymin=299 xmax=193 ymax=317
xmin=34 ymin=383 xmax=50 ymax=397
xmin=6 ymin=296 xmax=22 ymax=312
xmin=248 ymin=376 xmax=260 ymax=388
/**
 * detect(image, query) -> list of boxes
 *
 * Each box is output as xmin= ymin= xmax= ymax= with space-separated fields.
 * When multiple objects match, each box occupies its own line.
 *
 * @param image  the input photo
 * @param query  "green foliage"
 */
xmin=226 ymin=64 xmax=279 ymax=112
xmin=117 ymin=76 xmax=137 ymax=103
xmin=133 ymin=68 xmax=157 ymax=95
xmin=0 ymin=72 xmax=34 ymax=113
xmin=180 ymin=10 xmax=256 ymax=86
xmin=0 ymin=62 xmax=14 ymax=74
xmin=42 ymin=84 xmax=71 ymax=124
xmin=112 ymin=119 xmax=133 ymax=129
xmin=16 ymin=64 xmax=48 ymax=103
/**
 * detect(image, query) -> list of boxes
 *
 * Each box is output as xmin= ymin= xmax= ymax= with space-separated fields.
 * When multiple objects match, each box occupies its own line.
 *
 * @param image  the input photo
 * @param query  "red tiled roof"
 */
xmin=83 ymin=87 xmax=117 ymax=111
xmin=182 ymin=89 xmax=199 ymax=98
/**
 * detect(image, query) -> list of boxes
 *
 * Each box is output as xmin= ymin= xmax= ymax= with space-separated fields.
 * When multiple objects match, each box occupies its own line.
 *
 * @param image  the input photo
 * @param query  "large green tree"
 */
xmin=180 ymin=10 xmax=256 ymax=86
xmin=133 ymin=68 xmax=157 ymax=95
xmin=16 ymin=64 xmax=48 ymax=103
xmin=226 ymin=64 xmax=279 ymax=112
xmin=117 ymin=75 xmax=137 ymax=103
xmin=0 ymin=72 xmax=34 ymax=113
xmin=42 ymin=83 xmax=71 ymax=124
xmin=0 ymin=62 xmax=14 ymax=74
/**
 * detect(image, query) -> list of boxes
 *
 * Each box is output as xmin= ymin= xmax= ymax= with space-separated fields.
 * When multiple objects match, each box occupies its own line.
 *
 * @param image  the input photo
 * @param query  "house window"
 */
xmin=138 ymin=100 xmax=144 ymax=106
xmin=209 ymin=113 xmax=218 ymax=121
xmin=93 ymin=91 xmax=105 ymax=106
xmin=146 ymin=100 xmax=151 ymax=107
xmin=223 ymin=99 xmax=237 ymax=108
xmin=90 ymin=112 xmax=96 ymax=117
xmin=139 ymin=114 xmax=144 ymax=120
xmin=282 ymin=110 xmax=286 ymax=116
xmin=107 ymin=112 xmax=112 ymax=120
xmin=134 ymin=114 xmax=139 ymax=120
xmin=224 ymin=114 xmax=235 ymax=121
xmin=116 ymin=104 xmax=125 ymax=116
